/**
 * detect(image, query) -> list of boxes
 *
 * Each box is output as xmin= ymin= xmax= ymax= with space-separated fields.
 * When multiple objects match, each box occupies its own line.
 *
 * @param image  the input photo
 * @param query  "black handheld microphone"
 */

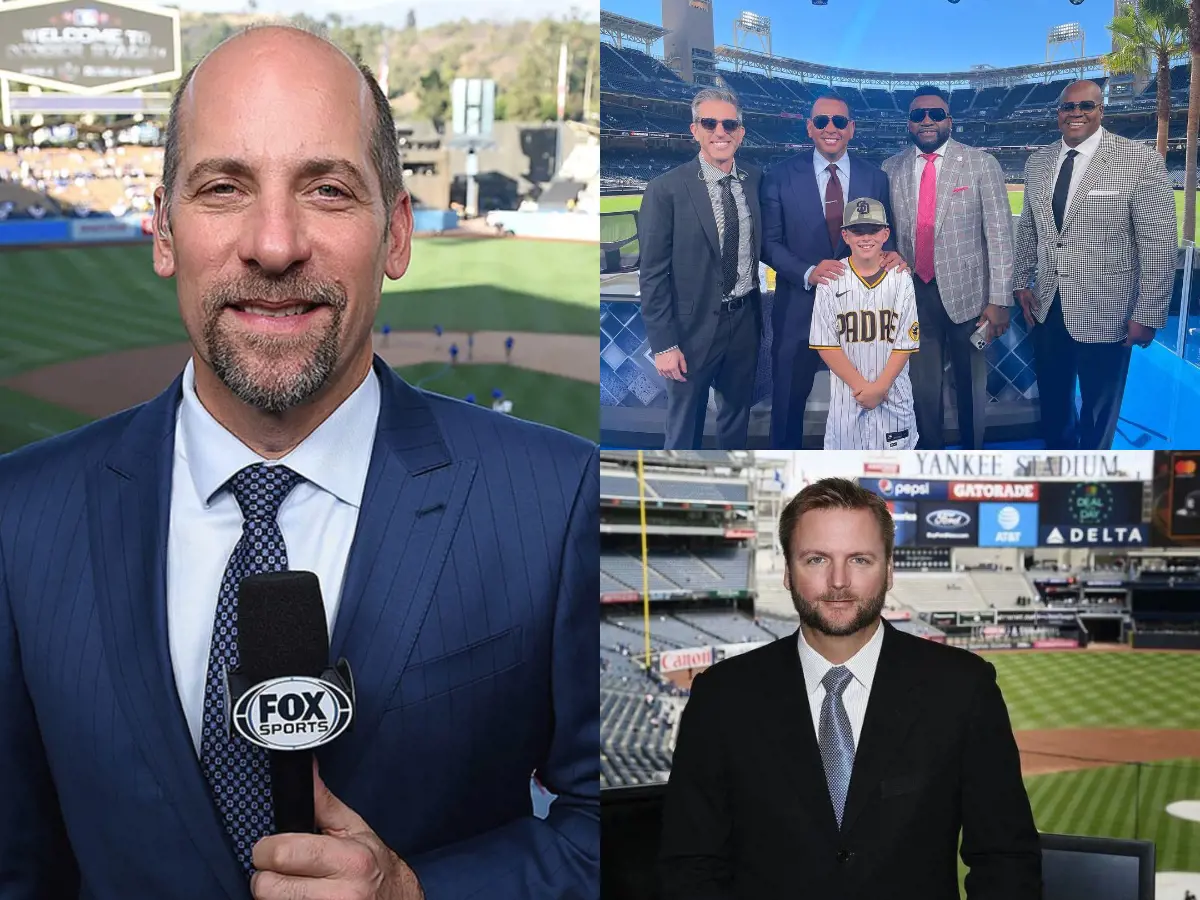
xmin=224 ymin=571 xmax=356 ymax=834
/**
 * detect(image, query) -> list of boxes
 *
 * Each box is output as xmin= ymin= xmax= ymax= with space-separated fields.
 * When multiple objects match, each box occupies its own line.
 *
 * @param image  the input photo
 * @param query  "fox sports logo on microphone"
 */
xmin=232 ymin=676 xmax=354 ymax=751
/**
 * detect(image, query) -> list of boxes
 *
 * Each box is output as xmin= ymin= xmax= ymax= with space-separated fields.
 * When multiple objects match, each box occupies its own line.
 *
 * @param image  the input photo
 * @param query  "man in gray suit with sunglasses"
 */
xmin=882 ymin=85 xmax=1014 ymax=450
xmin=639 ymin=87 xmax=763 ymax=450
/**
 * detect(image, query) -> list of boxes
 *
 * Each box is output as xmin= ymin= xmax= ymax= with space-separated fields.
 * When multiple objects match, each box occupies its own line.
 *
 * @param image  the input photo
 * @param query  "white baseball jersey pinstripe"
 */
xmin=810 ymin=262 xmax=920 ymax=450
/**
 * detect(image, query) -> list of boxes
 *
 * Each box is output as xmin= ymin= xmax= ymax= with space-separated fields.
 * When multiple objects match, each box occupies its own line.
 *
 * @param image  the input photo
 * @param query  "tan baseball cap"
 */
xmin=843 ymin=197 xmax=889 ymax=228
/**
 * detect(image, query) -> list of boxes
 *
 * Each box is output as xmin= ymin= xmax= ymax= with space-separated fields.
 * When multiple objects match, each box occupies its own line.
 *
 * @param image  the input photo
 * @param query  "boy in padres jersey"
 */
xmin=810 ymin=197 xmax=920 ymax=449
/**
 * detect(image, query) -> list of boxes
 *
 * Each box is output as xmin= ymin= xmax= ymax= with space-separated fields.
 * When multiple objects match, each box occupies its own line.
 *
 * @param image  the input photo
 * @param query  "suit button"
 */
xmin=837 ymin=849 xmax=851 ymax=863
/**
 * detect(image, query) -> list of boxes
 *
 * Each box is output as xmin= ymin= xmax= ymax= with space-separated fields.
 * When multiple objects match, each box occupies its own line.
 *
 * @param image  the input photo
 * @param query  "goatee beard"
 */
xmin=790 ymin=584 xmax=888 ymax=638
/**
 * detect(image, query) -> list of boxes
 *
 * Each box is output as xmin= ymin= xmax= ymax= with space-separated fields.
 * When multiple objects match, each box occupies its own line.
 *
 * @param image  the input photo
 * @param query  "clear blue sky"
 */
xmin=602 ymin=0 xmax=1120 ymax=72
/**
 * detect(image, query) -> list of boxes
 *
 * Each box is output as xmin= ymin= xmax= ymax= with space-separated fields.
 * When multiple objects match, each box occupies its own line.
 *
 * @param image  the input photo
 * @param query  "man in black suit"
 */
xmin=639 ymin=86 xmax=762 ymax=449
xmin=659 ymin=477 xmax=1041 ymax=900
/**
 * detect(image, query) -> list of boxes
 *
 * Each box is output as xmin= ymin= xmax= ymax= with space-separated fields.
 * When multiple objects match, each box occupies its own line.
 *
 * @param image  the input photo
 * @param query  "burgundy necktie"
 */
xmin=825 ymin=163 xmax=844 ymax=253
xmin=914 ymin=152 xmax=938 ymax=284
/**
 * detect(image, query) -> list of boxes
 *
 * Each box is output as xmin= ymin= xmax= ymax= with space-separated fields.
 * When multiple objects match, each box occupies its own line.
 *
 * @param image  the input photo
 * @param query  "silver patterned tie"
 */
xmin=819 ymin=666 xmax=856 ymax=828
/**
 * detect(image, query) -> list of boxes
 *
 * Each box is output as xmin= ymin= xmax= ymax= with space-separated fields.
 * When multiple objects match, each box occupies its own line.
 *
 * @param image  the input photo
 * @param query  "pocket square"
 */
xmin=952 ymin=186 xmax=969 ymax=193
xmin=1088 ymin=190 xmax=1119 ymax=197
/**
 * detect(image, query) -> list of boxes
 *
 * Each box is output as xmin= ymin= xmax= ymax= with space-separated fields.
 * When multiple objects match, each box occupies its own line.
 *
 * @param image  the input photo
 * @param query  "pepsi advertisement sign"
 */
xmin=978 ymin=502 xmax=1039 ymax=547
xmin=916 ymin=501 xmax=979 ymax=545
xmin=860 ymin=479 xmax=948 ymax=500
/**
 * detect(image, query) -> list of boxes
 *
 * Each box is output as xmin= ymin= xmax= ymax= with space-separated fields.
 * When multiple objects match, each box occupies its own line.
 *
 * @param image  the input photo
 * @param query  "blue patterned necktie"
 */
xmin=199 ymin=463 xmax=304 ymax=874
xmin=818 ymin=666 xmax=856 ymax=829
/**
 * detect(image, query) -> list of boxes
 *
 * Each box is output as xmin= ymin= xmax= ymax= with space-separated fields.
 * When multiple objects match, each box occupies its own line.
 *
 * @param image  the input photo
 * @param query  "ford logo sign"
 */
xmin=926 ymin=509 xmax=970 ymax=528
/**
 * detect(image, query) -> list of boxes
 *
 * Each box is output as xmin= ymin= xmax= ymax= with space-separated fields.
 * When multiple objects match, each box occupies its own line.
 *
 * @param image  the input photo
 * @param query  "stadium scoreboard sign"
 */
xmin=1038 ymin=481 xmax=1146 ymax=547
xmin=0 ymin=0 xmax=180 ymax=93
xmin=860 ymin=478 xmax=1146 ymax=547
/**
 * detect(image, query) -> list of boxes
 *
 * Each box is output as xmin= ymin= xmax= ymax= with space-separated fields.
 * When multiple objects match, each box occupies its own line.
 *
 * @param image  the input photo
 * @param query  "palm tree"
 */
xmin=1106 ymin=0 xmax=1187 ymax=157
xmin=1185 ymin=0 xmax=1200 ymax=243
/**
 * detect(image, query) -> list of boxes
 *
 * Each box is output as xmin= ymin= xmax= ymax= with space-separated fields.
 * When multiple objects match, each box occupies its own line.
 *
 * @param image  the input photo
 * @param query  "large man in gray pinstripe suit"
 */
xmin=882 ymin=85 xmax=1014 ymax=449
xmin=1014 ymin=79 xmax=1177 ymax=450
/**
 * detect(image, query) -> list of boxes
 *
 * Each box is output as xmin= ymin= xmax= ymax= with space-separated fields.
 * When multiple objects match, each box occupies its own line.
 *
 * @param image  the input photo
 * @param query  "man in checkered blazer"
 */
xmin=882 ymin=85 xmax=1014 ymax=450
xmin=1013 ymin=79 xmax=1177 ymax=450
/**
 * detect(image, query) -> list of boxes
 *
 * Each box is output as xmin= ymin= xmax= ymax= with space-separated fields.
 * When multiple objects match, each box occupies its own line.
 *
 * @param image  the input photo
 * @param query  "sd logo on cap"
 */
xmin=843 ymin=197 xmax=889 ymax=228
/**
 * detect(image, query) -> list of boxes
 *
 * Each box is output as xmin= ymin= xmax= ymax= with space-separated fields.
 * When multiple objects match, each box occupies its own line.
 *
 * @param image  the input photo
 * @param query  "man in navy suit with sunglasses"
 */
xmin=761 ymin=91 xmax=901 ymax=449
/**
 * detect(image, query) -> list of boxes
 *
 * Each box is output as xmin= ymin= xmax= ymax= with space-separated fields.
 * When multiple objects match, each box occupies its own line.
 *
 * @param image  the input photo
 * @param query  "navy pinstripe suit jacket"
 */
xmin=0 ymin=356 xmax=599 ymax=900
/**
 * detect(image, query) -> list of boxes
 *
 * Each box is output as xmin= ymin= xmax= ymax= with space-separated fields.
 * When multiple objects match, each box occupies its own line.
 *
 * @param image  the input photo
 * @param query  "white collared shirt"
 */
xmin=166 ymin=358 xmax=381 ymax=752
xmin=912 ymin=139 xmax=949 ymax=187
xmin=797 ymin=619 xmax=885 ymax=748
xmin=805 ymin=150 xmax=853 ymax=289
xmin=814 ymin=149 xmax=851 ymax=209
xmin=1056 ymin=126 xmax=1105 ymax=221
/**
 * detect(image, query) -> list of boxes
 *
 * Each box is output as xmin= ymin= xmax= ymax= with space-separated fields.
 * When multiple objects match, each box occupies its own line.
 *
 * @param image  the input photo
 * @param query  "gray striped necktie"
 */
xmin=819 ymin=666 xmax=856 ymax=828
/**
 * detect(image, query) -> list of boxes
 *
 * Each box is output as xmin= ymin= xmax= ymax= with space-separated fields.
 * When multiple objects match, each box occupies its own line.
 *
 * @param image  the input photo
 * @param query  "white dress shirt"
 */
xmin=912 ymin=139 xmax=948 ymax=187
xmin=797 ymin=620 xmax=885 ymax=749
xmin=805 ymin=150 xmax=853 ymax=289
xmin=1055 ymin=126 xmax=1105 ymax=221
xmin=166 ymin=359 xmax=381 ymax=752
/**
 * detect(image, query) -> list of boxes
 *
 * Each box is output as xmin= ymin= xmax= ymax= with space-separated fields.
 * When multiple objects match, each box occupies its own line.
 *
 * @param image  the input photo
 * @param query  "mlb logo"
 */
xmin=70 ymin=8 xmax=101 ymax=26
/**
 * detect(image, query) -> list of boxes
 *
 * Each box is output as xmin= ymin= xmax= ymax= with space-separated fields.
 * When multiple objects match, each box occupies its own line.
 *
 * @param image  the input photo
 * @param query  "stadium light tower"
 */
xmin=1047 ymin=22 xmax=1086 ymax=78
xmin=733 ymin=12 xmax=773 ymax=75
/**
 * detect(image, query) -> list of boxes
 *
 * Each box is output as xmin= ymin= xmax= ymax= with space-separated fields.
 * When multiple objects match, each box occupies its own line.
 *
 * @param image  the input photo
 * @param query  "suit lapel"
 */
xmin=796 ymin=151 xmax=836 ymax=257
xmin=773 ymin=635 xmax=842 ymax=841
xmin=1037 ymin=142 xmax=1063 ymax=236
xmin=745 ymin=168 xmax=762 ymax=264
xmin=840 ymin=621 xmax=924 ymax=835
xmin=684 ymin=159 xmax=720 ymax=259
xmin=1060 ymin=133 xmax=1113 ymax=235
xmin=322 ymin=359 xmax=476 ymax=783
xmin=87 ymin=374 xmax=247 ymax=900
xmin=895 ymin=148 xmax=918 ymax=247
xmin=933 ymin=140 xmax=961 ymax=237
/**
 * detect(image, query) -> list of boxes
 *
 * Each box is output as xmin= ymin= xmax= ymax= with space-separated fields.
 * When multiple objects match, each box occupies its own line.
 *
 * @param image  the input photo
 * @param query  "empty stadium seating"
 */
xmin=888 ymin=574 xmax=988 ymax=613
xmin=969 ymin=571 xmax=1037 ymax=608
xmin=600 ymin=548 xmax=752 ymax=594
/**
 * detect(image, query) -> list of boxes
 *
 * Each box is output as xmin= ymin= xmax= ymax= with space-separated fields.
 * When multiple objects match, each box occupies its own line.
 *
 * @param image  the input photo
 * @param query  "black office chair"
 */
xmin=1040 ymin=831 xmax=1156 ymax=900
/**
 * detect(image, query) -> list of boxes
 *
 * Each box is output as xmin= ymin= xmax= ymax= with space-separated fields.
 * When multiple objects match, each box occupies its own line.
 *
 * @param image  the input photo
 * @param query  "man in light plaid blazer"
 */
xmin=883 ymin=85 xmax=1014 ymax=450
xmin=1014 ymin=79 xmax=1177 ymax=450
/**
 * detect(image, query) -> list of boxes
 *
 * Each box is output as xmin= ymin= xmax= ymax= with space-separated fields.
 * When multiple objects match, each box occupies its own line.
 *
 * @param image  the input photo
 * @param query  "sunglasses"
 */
xmin=909 ymin=107 xmax=949 ymax=123
xmin=1058 ymin=100 xmax=1099 ymax=113
xmin=696 ymin=117 xmax=742 ymax=132
xmin=811 ymin=115 xmax=850 ymax=130
xmin=843 ymin=224 xmax=886 ymax=236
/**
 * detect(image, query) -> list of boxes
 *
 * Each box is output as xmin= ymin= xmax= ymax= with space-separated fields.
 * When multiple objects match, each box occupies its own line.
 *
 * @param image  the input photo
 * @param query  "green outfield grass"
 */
xmin=1005 ymin=187 xmax=1200 ymax=245
xmin=600 ymin=194 xmax=644 ymax=214
xmin=395 ymin=362 xmax=598 ymax=442
xmin=964 ymin=650 xmax=1200 ymax=880
xmin=0 ymin=237 xmax=599 ymax=452
xmin=983 ymin=650 xmax=1200 ymax=731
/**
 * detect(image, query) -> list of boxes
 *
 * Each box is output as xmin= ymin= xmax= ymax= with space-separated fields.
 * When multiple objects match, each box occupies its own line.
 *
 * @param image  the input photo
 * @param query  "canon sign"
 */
xmin=659 ymin=647 xmax=713 ymax=673
xmin=949 ymin=482 xmax=1039 ymax=501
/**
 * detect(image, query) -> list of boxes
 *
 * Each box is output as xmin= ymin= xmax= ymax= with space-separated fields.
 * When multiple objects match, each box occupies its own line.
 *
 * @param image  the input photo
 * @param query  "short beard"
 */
xmin=789 ymin=580 xmax=888 ymax=638
xmin=910 ymin=127 xmax=949 ymax=153
xmin=200 ymin=274 xmax=347 ymax=414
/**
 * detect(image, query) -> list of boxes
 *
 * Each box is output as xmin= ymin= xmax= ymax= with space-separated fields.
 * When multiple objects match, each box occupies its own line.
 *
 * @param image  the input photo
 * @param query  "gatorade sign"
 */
xmin=232 ymin=675 xmax=354 ymax=750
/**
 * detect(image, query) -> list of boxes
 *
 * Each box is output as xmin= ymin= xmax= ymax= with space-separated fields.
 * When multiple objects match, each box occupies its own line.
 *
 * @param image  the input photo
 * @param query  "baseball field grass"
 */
xmin=983 ymin=650 xmax=1200 ymax=875
xmin=603 ymin=190 xmax=1200 ymax=244
xmin=0 ymin=237 xmax=599 ymax=453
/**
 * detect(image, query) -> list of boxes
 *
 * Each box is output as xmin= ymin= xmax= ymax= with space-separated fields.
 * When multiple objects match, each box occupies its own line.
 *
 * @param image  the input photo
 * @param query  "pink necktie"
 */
xmin=915 ymin=152 xmax=938 ymax=284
